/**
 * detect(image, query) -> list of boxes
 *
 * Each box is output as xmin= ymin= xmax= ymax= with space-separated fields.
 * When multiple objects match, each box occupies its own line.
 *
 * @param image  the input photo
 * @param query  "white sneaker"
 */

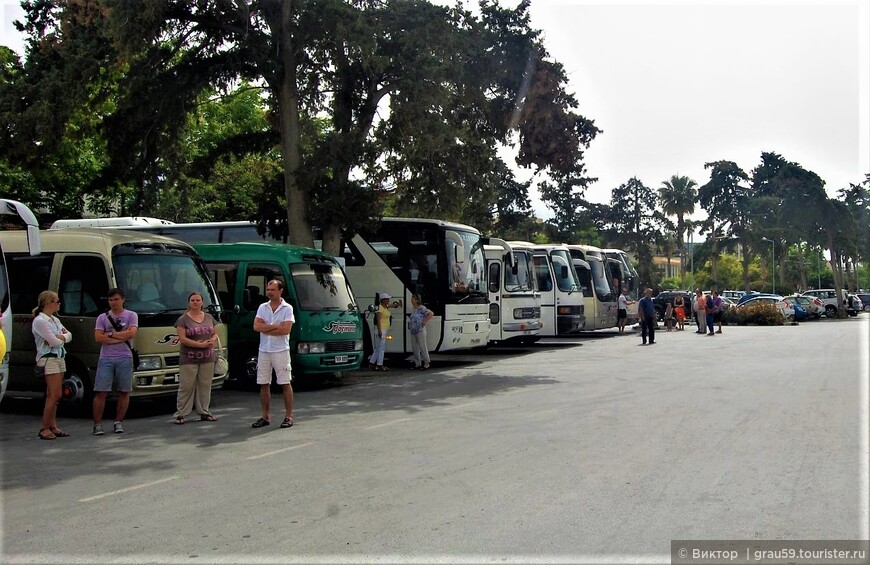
xmin=113 ymin=421 xmax=124 ymax=434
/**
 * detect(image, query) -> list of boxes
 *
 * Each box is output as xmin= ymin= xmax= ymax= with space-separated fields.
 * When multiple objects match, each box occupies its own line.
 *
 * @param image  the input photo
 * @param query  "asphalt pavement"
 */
xmin=1 ymin=316 xmax=867 ymax=563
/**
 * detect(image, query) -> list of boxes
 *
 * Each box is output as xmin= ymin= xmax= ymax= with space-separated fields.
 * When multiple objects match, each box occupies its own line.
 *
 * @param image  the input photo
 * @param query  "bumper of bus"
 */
xmin=557 ymin=314 xmax=586 ymax=335
xmin=443 ymin=319 xmax=490 ymax=349
xmin=502 ymin=320 xmax=543 ymax=334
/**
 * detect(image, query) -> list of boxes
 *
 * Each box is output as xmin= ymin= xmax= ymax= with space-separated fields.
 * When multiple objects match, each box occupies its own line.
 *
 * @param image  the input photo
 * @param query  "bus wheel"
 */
xmin=60 ymin=361 xmax=93 ymax=413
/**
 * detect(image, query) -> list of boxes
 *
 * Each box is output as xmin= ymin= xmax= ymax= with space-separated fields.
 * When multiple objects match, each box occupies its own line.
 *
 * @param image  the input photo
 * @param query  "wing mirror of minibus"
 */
xmin=233 ymin=304 xmax=241 ymax=314
xmin=560 ymin=265 xmax=569 ymax=279
xmin=445 ymin=230 xmax=465 ymax=263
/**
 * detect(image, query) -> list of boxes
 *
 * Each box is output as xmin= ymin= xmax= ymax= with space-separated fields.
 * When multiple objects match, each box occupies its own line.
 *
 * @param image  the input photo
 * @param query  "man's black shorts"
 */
xmin=617 ymin=308 xmax=627 ymax=320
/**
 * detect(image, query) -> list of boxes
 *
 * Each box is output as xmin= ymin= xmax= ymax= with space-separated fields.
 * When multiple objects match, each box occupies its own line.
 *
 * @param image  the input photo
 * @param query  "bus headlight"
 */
xmin=137 ymin=355 xmax=162 ymax=371
xmin=297 ymin=342 xmax=326 ymax=354
xmin=354 ymin=339 xmax=364 ymax=350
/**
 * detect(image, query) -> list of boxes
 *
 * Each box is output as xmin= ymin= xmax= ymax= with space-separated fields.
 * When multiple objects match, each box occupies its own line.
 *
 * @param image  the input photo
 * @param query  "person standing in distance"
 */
xmin=93 ymin=288 xmax=138 ymax=435
xmin=616 ymin=287 xmax=634 ymax=334
xmin=407 ymin=293 xmax=434 ymax=370
xmin=637 ymin=287 xmax=656 ymax=345
xmin=251 ymin=280 xmax=295 ymax=429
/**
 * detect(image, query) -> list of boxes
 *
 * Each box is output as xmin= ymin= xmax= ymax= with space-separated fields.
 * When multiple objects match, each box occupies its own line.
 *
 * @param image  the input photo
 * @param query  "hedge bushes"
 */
xmin=722 ymin=304 xmax=785 ymax=326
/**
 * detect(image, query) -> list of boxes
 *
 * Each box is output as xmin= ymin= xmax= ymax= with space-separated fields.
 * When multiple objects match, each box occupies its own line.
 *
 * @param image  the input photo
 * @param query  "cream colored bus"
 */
xmin=1 ymin=228 xmax=228 ymax=407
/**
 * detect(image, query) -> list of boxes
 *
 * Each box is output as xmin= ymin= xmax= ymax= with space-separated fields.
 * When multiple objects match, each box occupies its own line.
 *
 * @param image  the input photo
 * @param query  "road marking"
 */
xmin=247 ymin=442 xmax=316 ymax=460
xmin=79 ymin=476 xmax=180 ymax=502
xmin=363 ymin=418 xmax=411 ymax=430
xmin=444 ymin=401 xmax=479 ymax=411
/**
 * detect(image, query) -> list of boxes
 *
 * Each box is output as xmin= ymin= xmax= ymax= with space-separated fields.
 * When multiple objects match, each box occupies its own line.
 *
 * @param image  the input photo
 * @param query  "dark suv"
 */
xmin=651 ymin=290 xmax=694 ymax=321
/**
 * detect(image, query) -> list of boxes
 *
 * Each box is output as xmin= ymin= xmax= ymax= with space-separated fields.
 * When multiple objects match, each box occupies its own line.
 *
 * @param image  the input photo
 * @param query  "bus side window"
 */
xmin=8 ymin=254 xmax=53 ymax=314
xmin=244 ymin=264 xmax=284 ymax=310
xmin=488 ymin=263 xmax=500 ymax=293
xmin=58 ymin=256 xmax=109 ymax=316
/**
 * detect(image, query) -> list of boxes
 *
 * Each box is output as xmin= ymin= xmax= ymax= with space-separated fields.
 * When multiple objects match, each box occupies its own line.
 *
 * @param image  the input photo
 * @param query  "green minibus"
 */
xmin=194 ymin=242 xmax=364 ymax=384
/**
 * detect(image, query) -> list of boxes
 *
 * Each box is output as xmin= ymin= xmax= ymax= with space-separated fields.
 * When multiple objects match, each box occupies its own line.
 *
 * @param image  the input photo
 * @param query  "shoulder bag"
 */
xmin=213 ymin=332 xmax=229 ymax=376
xmin=106 ymin=312 xmax=140 ymax=370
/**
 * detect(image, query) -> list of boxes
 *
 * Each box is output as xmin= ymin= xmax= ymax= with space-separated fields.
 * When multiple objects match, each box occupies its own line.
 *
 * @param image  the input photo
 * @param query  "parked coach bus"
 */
xmin=111 ymin=217 xmax=497 ymax=357
xmin=1 ymin=199 xmax=41 ymax=404
xmin=508 ymin=242 xmax=585 ymax=336
xmin=484 ymin=242 xmax=542 ymax=345
xmin=602 ymin=248 xmax=639 ymax=325
xmin=566 ymin=244 xmax=618 ymax=331
xmin=2 ymin=228 xmax=229 ymax=407
xmin=193 ymin=242 xmax=364 ymax=385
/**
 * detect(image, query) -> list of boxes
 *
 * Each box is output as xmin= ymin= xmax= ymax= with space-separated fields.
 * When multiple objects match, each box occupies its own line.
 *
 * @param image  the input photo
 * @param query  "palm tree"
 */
xmin=659 ymin=175 xmax=698 ymax=288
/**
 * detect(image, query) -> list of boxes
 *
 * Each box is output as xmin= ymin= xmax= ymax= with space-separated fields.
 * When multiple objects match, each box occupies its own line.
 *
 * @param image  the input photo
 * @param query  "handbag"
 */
xmin=213 ymin=333 xmax=229 ymax=376
xmin=106 ymin=311 xmax=141 ymax=370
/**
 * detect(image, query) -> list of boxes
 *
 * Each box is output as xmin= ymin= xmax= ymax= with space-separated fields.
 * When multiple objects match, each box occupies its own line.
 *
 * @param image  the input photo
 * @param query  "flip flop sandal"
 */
xmin=174 ymin=417 xmax=185 ymax=425
xmin=50 ymin=428 xmax=70 ymax=437
xmin=200 ymin=414 xmax=218 ymax=422
xmin=38 ymin=429 xmax=56 ymax=440
xmin=280 ymin=417 xmax=294 ymax=428
xmin=251 ymin=417 xmax=270 ymax=428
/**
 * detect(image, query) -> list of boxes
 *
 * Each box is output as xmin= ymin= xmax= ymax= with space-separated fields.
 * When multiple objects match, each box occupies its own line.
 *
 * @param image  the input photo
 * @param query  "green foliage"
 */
xmin=722 ymin=303 xmax=785 ymax=326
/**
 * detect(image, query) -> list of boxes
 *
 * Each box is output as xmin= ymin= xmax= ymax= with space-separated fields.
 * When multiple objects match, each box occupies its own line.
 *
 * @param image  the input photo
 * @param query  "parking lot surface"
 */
xmin=1 ymin=316 xmax=868 ymax=563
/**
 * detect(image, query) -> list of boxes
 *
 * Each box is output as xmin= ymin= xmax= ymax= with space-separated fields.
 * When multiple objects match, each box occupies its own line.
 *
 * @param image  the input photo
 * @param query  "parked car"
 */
xmin=856 ymin=293 xmax=870 ymax=312
xmin=721 ymin=290 xmax=746 ymax=302
xmin=652 ymin=290 xmax=694 ymax=321
xmin=737 ymin=295 xmax=798 ymax=322
xmin=736 ymin=291 xmax=780 ymax=306
xmin=847 ymin=294 xmax=863 ymax=314
xmin=784 ymin=294 xmax=824 ymax=319
xmin=801 ymin=289 xmax=858 ymax=317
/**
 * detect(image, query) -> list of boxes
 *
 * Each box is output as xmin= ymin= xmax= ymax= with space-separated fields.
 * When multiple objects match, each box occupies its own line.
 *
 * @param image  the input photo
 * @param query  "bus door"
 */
xmin=240 ymin=262 xmax=287 ymax=376
xmin=532 ymin=253 xmax=555 ymax=337
xmin=486 ymin=256 xmax=503 ymax=339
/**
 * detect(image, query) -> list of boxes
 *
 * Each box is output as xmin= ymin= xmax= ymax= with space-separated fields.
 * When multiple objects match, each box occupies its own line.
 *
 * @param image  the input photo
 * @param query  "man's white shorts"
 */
xmin=256 ymin=350 xmax=293 ymax=385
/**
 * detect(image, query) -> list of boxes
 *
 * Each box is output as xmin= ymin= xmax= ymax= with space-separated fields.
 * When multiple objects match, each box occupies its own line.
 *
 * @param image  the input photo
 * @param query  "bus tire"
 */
xmin=60 ymin=359 xmax=94 ymax=415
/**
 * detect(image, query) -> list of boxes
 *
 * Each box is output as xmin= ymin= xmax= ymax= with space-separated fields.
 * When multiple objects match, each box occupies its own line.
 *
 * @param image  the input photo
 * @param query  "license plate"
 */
xmin=164 ymin=374 xmax=179 ymax=384
xmin=334 ymin=355 xmax=348 ymax=363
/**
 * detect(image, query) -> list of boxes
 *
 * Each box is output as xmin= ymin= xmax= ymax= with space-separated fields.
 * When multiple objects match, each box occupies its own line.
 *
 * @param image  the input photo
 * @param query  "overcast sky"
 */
xmin=3 ymin=0 xmax=868 ymax=228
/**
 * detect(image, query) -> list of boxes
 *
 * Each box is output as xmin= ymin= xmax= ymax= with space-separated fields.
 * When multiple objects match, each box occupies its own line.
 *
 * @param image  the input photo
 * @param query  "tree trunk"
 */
xmin=677 ymin=215 xmax=686 ymax=289
xmin=267 ymin=0 xmax=313 ymax=248
xmin=710 ymin=223 xmax=718 ymax=290
xmin=322 ymin=226 xmax=342 ymax=259
xmin=796 ymin=242 xmax=807 ymax=292
xmin=826 ymin=230 xmax=846 ymax=317
xmin=742 ymin=250 xmax=751 ymax=292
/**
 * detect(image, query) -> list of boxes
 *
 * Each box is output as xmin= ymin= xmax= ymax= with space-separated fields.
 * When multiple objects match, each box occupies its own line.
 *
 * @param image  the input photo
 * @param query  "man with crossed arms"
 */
xmin=251 ymin=279 xmax=295 ymax=429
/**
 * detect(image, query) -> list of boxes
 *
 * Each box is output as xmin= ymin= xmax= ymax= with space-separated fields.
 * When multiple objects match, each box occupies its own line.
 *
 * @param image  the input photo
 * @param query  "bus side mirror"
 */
xmin=445 ymin=230 xmax=465 ymax=263
xmin=242 ymin=288 xmax=252 ymax=310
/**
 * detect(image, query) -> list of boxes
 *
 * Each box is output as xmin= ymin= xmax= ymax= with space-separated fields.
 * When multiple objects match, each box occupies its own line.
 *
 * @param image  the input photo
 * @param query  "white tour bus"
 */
xmin=508 ymin=242 xmax=585 ymax=336
xmin=566 ymin=244 xmax=618 ymax=331
xmin=2 ymin=228 xmax=229 ymax=406
xmin=113 ymin=217 xmax=497 ymax=356
xmin=484 ymin=242 xmax=542 ymax=345
xmin=1 ymin=199 xmax=42 ymax=403
xmin=602 ymin=248 xmax=640 ymax=325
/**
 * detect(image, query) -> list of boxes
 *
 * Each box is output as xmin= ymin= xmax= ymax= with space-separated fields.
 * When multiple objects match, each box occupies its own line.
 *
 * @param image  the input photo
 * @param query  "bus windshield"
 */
xmin=447 ymin=231 xmax=485 ymax=296
xmin=113 ymin=246 xmax=219 ymax=315
xmin=504 ymin=251 xmax=534 ymax=292
xmin=551 ymin=250 xmax=580 ymax=292
xmin=289 ymin=262 xmax=357 ymax=311
xmin=589 ymin=259 xmax=613 ymax=301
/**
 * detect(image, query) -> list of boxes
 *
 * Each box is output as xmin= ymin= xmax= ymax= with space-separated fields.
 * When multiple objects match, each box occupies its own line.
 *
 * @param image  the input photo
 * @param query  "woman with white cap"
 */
xmin=369 ymin=292 xmax=392 ymax=371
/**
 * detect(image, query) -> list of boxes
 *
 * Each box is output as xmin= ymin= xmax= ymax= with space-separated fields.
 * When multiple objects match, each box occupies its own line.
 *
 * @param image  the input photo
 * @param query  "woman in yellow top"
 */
xmin=369 ymin=293 xmax=393 ymax=371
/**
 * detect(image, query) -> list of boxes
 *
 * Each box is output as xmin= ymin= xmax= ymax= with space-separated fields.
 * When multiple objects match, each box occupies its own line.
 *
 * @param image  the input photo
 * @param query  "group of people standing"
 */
xmin=692 ymin=289 xmax=724 ymax=336
xmin=633 ymin=288 xmax=725 ymax=347
xmin=33 ymin=278 xmax=297 ymax=440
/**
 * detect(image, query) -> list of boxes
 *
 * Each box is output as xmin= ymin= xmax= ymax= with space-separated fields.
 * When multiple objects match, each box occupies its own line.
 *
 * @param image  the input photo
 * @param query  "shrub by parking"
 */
xmin=722 ymin=303 xmax=785 ymax=326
